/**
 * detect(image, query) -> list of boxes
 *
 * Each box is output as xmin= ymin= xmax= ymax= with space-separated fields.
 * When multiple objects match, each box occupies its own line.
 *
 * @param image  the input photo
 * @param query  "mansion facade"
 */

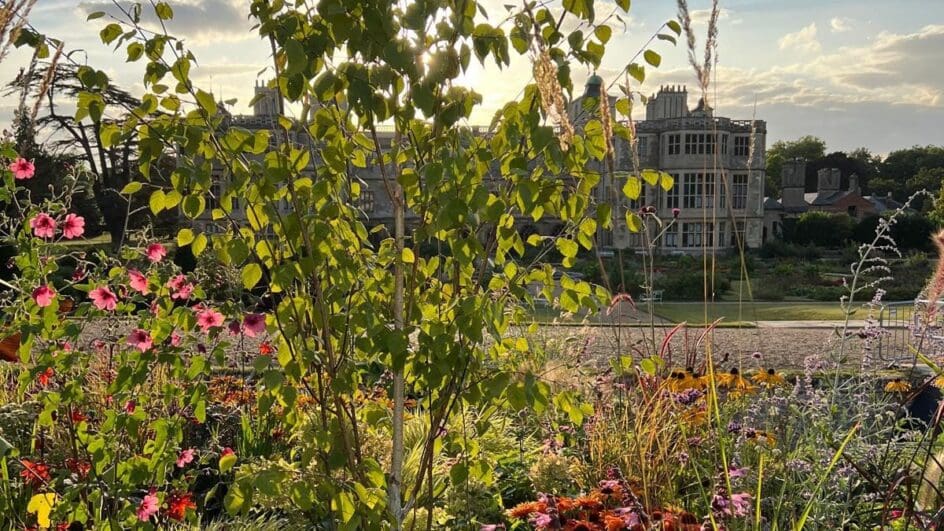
xmin=197 ymin=80 xmax=767 ymax=253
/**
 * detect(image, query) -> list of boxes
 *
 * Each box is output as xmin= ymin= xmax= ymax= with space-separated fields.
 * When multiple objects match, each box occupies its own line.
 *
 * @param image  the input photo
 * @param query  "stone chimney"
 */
xmin=848 ymin=173 xmax=860 ymax=194
xmin=817 ymin=167 xmax=840 ymax=192
xmin=780 ymin=158 xmax=807 ymax=210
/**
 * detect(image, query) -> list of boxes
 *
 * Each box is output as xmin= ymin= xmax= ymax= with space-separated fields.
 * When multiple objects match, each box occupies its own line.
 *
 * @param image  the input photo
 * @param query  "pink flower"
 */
xmin=730 ymin=492 xmax=752 ymax=517
xmin=195 ymin=307 xmax=224 ymax=333
xmin=176 ymin=448 xmax=196 ymax=468
xmin=533 ymin=513 xmax=552 ymax=527
xmin=30 ymin=213 xmax=57 ymax=239
xmin=167 ymin=274 xmax=193 ymax=300
xmin=242 ymin=313 xmax=266 ymax=337
xmin=227 ymin=320 xmax=241 ymax=336
xmin=136 ymin=491 xmax=160 ymax=522
xmin=672 ymin=207 xmax=681 ymax=218
xmin=221 ymin=447 xmax=235 ymax=458
xmin=146 ymin=243 xmax=167 ymax=262
xmin=61 ymin=213 xmax=85 ymax=239
xmin=32 ymin=284 xmax=56 ymax=307
xmin=128 ymin=270 xmax=149 ymax=294
xmin=170 ymin=331 xmax=182 ymax=347
xmin=124 ymin=399 xmax=136 ymax=413
xmin=9 ymin=157 xmax=34 ymax=180
xmin=89 ymin=286 xmax=119 ymax=311
xmin=127 ymin=329 xmax=153 ymax=352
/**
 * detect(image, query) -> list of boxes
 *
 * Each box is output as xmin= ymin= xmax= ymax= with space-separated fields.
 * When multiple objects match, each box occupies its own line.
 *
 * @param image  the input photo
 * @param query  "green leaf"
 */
xmin=242 ymin=263 xmax=263 ymax=290
xmin=639 ymin=358 xmax=657 ymax=375
xmin=155 ymin=2 xmax=173 ymax=20
xmin=626 ymin=212 xmax=643 ymax=233
xmin=643 ymin=49 xmax=661 ymax=67
xmin=657 ymin=33 xmax=677 ymax=45
xmin=401 ymin=247 xmax=415 ymax=264
xmin=556 ymin=238 xmax=578 ymax=258
xmin=177 ymin=228 xmax=195 ymax=247
xmin=100 ymin=23 xmax=122 ymax=44
xmin=87 ymin=11 xmax=105 ymax=20
xmin=666 ymin=20 xmax=682 ymax=36
xmin=449 ymin=462 xmax=468 ymax=485
xmin=622 ymin=176 xmax=641 ymax=200
xmin=659 ymin=172 xmax=675 ymax=192
xmin=126 ymin=42 xmax=144 ymax=62
xmin=120 ymin=181 xmax=142 ymax=195
xmin=195 ymin=89 xmax=218 ymax=115
xmin=616 ymin=0 xmax=631 ymax=11
xmin=641 ymin=169 xmax=659 ymax=186
xmin=219 ymin=454 xmax=237 ymax=473
xmin=149 ymin=190 xmax=165 ymax=214
xmin=627 ymin=63 xmax=645 ymax=84
xmin=192 ymin=233 xmax=208 ymax=256
xmin=594 ymin=25 xmax=612 ymax=44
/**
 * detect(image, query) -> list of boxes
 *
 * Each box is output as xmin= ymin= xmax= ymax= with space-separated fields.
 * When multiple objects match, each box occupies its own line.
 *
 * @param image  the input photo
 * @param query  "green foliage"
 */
xmin=765 ymin=135 xmax=827 ymax=195
xmin=792 ymin=211 xmax=854 ymax=247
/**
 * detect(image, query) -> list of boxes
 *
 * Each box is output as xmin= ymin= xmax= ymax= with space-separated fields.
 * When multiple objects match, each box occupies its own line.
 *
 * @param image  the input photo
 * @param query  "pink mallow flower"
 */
xmin=242 ymin=313 xmax=266 ymax=337
xmin=9 ymin=157 xmax=35 ymax=180
xmin=136 ymin=490 xmax=160 ymax=522
xmin=30 ymin=213 xmax=57 ymax=239
xmin=61 ymin=213 xmax=85 ymax=239
xmin=32 ymin=284 xmax=56 ymax=307
xmin=196 ymin=307 xmax=224 ymax=333
xmin=89 ymin=286 xmax=119 ymax=311
xmin=146 ymin=243 xmax=167 ymax=262
xmin=127 ymin=329 xmax=153 ymax=352
xmin=170 ymin=331 xmax=182 ymax=347
xmin=176 ymin=448 xmax=196 ymax=468
xmin=167 ymin=274 xmax=193 ymax=300
xmin=128 ymin=270 xmax=149 ymax=294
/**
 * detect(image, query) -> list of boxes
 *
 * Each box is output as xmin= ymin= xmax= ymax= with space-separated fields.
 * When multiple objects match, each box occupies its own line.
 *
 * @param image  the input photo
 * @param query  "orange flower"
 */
xmin=604 ymin=514 xmax=627 ymax=531
xmin=556 ymin=496 xmax=576 ymax=513
xmin=574 ymin=494 xmax=603 ymax=511
xmin=564 ymin=520 xmax=595 ymax=531
xmin=36 ymin=367 xmax=54 ymax=387
xmin=508 ymin=501 xmax=547 ymax=519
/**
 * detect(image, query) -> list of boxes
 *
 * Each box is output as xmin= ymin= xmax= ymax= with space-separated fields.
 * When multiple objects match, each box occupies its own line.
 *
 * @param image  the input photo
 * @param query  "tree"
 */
xmin=792 ymin=211 xmax=853 ymax=247
xmin=870 ymin=145 xmax=944 ymax=202
xmin=765 ymin=135 xmax=827 ymax=196
xmin=5 ymin=61 xmax=176 ymax=249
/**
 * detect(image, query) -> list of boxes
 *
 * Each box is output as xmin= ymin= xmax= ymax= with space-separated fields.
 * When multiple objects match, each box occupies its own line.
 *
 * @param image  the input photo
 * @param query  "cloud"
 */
xmin=76 ymin=0 xmax=252 ymax=45
xmin=778 ymin=23 xmax=821 ymax=54
xmin=830 ymin=17 xmax=851 ymax=33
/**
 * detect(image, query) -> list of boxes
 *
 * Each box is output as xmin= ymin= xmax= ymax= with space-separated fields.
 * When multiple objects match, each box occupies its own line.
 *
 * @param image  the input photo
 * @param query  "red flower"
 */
xmin=259 ymin=341 xmax=274 ymax=356
xmin=165 ymin=491 xmax=196 ymax=520
xmin=65 ymin=458 xmax=91 ymax=479
xmin=19 ymin=459 xmax=51 ymax=488
xmin=221 ymin=447 xmax=235 ymax=458
xmin=70 ymin=409 xmax=87 ymax=423
xmin=36 ymin=367 xmax=54 ymax=387
xmin=9 ymin=157 xmax=35 ymax=179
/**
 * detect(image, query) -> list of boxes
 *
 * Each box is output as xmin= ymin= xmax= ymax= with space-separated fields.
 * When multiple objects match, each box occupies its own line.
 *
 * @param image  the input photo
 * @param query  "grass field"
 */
xmin=649 ymin=301 xmax=866 ymax=323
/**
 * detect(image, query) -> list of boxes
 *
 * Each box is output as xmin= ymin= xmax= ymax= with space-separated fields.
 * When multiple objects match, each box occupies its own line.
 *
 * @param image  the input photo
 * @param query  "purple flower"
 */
xmin=672 ymin=207 xmax=680 ymax=218
xmin=533 ymin=513 xmax=553 ymax=527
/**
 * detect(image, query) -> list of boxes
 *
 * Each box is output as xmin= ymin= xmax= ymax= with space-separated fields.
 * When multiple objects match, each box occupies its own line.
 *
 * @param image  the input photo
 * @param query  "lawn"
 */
xmin=650 ymin=301 xmax=868 ymax=323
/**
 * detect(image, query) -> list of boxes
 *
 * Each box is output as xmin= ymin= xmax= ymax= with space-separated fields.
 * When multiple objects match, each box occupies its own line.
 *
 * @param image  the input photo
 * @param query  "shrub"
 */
xmin=792 ymin=211 xmax=855 ymax=247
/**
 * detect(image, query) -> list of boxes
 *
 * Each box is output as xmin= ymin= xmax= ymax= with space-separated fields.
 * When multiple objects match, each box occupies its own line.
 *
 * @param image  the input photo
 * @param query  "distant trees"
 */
xmin=792 ymin=211 xmax=854 ymax=247
xmin=765 ymin=135 xmax=826 ymax=196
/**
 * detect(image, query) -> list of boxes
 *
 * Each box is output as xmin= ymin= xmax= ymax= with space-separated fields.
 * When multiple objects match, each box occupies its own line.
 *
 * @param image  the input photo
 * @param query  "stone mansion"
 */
xmin=198 ymin=80 xmax=767 ymax=253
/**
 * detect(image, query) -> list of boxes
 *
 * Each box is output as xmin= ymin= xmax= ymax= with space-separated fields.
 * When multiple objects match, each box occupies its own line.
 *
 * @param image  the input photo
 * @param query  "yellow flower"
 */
xmin=752 ymin=368 xmax=786 ymax=387
xmin=746 ymin=430 xmax=777 ymax=447
xmin=667 ymin=370 xmax=687 ymax=392
xmin=933 ymin=374 xmax=944 ymax=389
xmin=27 ymin=493 xmax=57 ymax=529
xmin=884 ymin=378 xmax=911 ymax=394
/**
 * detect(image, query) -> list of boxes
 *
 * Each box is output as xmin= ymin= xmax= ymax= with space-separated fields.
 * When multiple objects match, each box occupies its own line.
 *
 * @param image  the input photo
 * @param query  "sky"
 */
xmin=1 ymin=0 xmax=943 ymax=156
